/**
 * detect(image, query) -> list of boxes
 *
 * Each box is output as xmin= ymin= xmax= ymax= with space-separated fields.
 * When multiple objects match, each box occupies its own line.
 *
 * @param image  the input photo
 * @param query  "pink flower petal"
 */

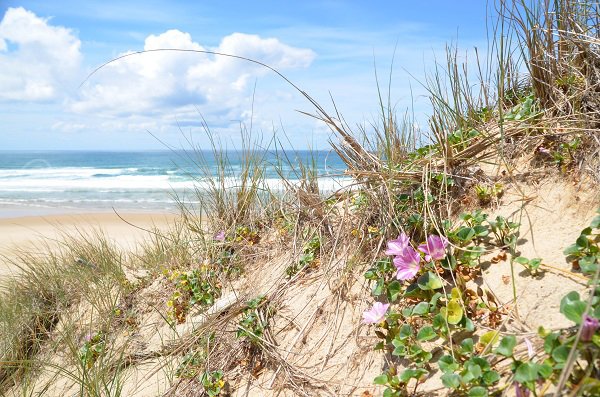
xmin=362 ymin=302 xmax=390 ymax=324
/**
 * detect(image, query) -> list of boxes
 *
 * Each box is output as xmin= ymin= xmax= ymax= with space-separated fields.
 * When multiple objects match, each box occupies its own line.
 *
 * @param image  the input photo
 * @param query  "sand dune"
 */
xmin=0 ymin=211 xmax=178 ymax=279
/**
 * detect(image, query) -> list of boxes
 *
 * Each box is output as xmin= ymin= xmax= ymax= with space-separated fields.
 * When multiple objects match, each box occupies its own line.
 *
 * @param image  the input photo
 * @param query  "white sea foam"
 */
xmin=0 ymin=167 xmax=139 ymax=179
xmin=0 ymin=163 xmax=354 ymax=214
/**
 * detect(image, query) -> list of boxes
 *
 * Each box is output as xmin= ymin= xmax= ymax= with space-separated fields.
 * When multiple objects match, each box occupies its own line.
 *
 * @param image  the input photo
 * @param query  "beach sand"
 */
xmin=0 ymin=211 xmax=178 ymax=279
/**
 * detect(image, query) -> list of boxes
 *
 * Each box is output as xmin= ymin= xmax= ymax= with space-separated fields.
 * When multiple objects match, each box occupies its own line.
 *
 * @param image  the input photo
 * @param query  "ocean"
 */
xmin=0 ymin=150 xmax=349 ymax=216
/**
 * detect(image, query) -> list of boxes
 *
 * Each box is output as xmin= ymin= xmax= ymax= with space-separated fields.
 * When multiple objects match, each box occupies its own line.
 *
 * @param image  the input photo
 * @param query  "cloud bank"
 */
xmin=0 ymin=7 xmax=82 ymax=101
xmin=70 ymin=29 xmax=315 ymax=121
xmin=0 ymin=6 xmax=316 ymax=139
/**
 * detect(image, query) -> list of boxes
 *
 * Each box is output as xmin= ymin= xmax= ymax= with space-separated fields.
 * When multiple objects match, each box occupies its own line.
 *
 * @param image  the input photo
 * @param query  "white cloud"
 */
xmin=0 ymin=7 xmax=82 ymax=101
xmin=71 ymin=30 xmax=316 ymax=123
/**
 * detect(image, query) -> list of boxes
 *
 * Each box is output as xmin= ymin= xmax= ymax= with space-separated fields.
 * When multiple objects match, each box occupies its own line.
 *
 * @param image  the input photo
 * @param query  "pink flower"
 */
xmin=418 ymin=235 xmax=448 ymax=262
xmin=385 ymin=233 xmax=410 ymax=256
xmin=363 ymin=302 xmax=390 ymax=324
xmin=213 ymin=231 xmax=225 ymax=242
xmin=393 ymin=246 xmax=421 ymax=280
xmin=581 ymin=315 xmax=599 ymax=342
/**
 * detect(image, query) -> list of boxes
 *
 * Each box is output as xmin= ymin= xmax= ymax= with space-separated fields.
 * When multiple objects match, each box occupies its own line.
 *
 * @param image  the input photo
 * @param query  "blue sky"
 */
xmin=0 ymin=1 xmax=490 ymax=150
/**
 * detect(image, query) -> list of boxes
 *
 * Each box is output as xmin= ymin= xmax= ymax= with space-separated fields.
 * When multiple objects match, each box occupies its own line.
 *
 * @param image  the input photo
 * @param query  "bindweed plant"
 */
xmin=79 ymin=332 xmax=105 ymax=369
xmin=286 ymin=235 xmax=321 ymax=278
xmin=513 ymin=256 xmax=543 ymax=276
xmin=165 ymin=266 xmax=222 ymax=324
xmin=236 ymin=296 xmax=272 ymax=346
xmin=564 ymin=211 xmax=600 ymax=275
xmin=363 ymin=209 xmax=527 ymax=394
xmin=200 ymin=370 xmax=227 ymax=397
xmin=364 ymin=209 xmax=600 ymax=395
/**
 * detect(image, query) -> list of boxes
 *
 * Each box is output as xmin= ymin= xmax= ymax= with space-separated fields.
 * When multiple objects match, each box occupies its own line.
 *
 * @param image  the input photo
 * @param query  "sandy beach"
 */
xmin=0 ymin=211 xmax=178 ymax=279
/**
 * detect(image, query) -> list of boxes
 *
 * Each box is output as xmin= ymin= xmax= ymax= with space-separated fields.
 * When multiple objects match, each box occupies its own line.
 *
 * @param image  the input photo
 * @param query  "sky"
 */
xmin=0 ymin=1 xmax=491 ymax=151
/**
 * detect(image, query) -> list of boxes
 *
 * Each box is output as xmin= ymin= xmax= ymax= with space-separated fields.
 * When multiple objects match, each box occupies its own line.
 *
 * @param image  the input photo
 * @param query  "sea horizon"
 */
xmin=0 ymin=149 xmax=349 ymax=218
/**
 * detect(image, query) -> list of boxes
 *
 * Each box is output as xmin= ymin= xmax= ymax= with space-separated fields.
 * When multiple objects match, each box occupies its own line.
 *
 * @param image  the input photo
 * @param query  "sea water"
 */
xmin=0 ymin=150 xmax=349 ymax=214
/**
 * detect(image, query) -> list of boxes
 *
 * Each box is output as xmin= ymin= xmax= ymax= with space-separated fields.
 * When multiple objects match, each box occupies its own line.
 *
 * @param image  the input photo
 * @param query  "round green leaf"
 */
xmin=514 ymin=362 xmax=538 ymax=383
xmin=412 ymin=301 xmax=430 ymax=316
xmin=373 ymin=374 xmax=389 ymax=385
xmin=417 ymin=326 xmax=437 ymax=341
xmin=551 ymin=345 xmax=570 ymax=363
xmin=441 ymin=372 xmax=460 ymax=388
xmin=560 ymin=291 xmax=586 ymax=325
xmin=456 ymin=227 xmax=476 ymax=242
xmin=438 ymin=355 xmax=459 ymax=373
xmin=482 ymin=370 xmax=500 ymax=385
xmin=417 ymin=271 xmax=444 ymax=291
xmin=468 ymin=386 xmax=488 ymax=397
xmin=387 ymin=280 xmax=402 ymax=302
xmin=446 ymin=299 xmax=463 ymax=324
xmin=495 ymin=335 xmax=516 ymax=357
xmin=460 ymin=338 xmax=474 ymax=354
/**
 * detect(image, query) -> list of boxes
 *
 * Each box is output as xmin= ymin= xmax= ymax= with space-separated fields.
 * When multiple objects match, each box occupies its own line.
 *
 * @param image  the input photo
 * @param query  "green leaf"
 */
xmin=417 ymin=271 xmax=443 ymax=291
xmin=412 ymin=301 xmax=430 ymax=316
xmin=580 ymin=256 xmax=599 ymax=274
xmin=456 ymin=227 xmax=476 ymax=242
xmin=364 ymin=269 xmax=377 ymax=280
xmin=560 ymin=291 xmax=587 ymax=325
xmin=460 ymin=338 xmax=474 ymax=354
xmin=399 ymin=324 xmax=412 ymax=340
xmin=432 ymin=313 xmax=448 ymax=334
xmin=387 ymin=280 xmax=402 ymax=302
xmin=529 ymin=258 xmax=542 ymax=270
xmin=479 ymin=331 xmax=500 ymax=351
xmin=401 ymin=306 xmax=413 ymax=317
xmin=468 ymin=386 xmax=488 ymax=397
xmin=441 ymin=254 xmax=457 ymax=270
xmin=576 ymin=235 xmax=590 ymax=248
xmin=429 ymin=292 xmax=443 ymax=308
xmin=372 ymin=278 xmax=384 ymax=296
xmin=441 ymin=372 xmax=460 ymax=388
xmin=464 ymin=317 xmax=475 ymax=332
xmin=473 ymin=225 xmax=489 ymax=237
xmin=514 ymin=362 xmax=539 ymax=383
xmin=538 ymin=362 xmax=553 ymax=379
xmin=552 ymin=345 xmax=570 ymax=363
xmin=471 ymin=357 xmax=491 ymax=371
xmin=417 ymin=326 xmax=437 ymax=341
xmin=451 ymin=287 xmax=462 ymax=300
xmin=482 ymin=370 xmax=500 ymax=385
xmin=544 ymin=332 xmax=560 ymax=354
xmin=446 ymin=299 xmax=463 ymax=324
xmin=495 ymin=335 xmax=517 ymax=357
xmin=514 ymin=256 xmax=529 ymax=265
xmin=590 ymin=215 xmax=600 ymax=229
xmin=399 ymin=368 xmax=428 ymax=383
xmin=392 ymin=344 xmax=406 ymax=357
xmin=404 ymin=282 xmax=427 ymax=299
xmin=438 ymin=355 xmax=459 ymax=373
xmin=373 ymin=374 xmax=389 ymax=385
xmin=461 ymin=362 xmax=482 ymax=383
xmin=563 ymin=244 xmax=582 ymax=256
